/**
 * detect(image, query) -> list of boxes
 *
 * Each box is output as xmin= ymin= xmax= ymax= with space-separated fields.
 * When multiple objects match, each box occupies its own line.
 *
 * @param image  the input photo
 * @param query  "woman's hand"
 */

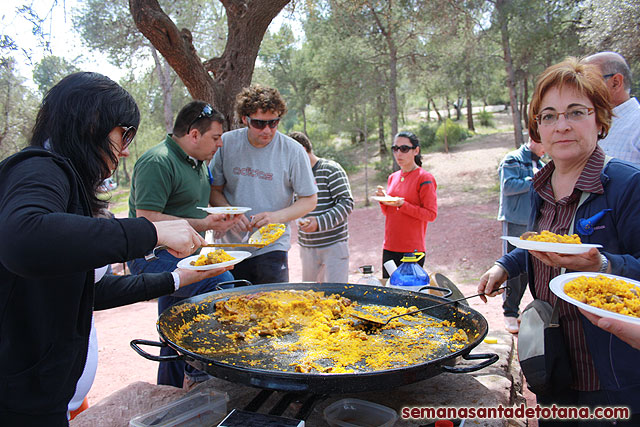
xmin=153 ymin=220 xmax=206 ymax=258
xmin=381 ymin=199 xmax=404 ymax=207
xmin=175 ymin=265 xmax=234 ymax=287
xmin=529 ymin=247 xmax=604 ymax=272
xmin=477 ymin=264 xmax=508 ymax=303
xmin=579 ymin=308 xmax=640 ymax=350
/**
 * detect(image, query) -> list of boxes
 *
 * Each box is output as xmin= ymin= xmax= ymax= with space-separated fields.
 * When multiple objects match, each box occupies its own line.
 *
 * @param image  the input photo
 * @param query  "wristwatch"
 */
xmin=598 ymin=254 xmax=609 ymax=273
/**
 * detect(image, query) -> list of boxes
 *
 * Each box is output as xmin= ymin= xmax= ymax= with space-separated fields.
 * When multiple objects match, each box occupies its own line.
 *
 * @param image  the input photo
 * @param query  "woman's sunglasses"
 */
xmin=246 ymin=116 xmax=280 ymax=130
xmin=391 ymin=145 xmax=415 ymax=153
xmin=121 ymin=126 xmax=137 ymax=150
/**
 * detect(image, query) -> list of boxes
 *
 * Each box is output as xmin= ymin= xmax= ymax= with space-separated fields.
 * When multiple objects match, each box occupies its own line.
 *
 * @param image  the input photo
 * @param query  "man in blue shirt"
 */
xmin=497 ymin=138 xmax=545 ymax=333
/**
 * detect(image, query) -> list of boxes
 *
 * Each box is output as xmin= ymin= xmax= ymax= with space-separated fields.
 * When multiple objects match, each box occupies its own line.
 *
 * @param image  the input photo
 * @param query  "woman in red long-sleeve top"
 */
xmin=376 ymin=131 xmax=438 ymax=278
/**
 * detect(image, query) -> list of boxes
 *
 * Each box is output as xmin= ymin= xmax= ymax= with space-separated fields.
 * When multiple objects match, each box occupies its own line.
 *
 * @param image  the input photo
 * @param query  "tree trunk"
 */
xmin=129 ymin=0 xmax=290 ymax=130
xmin=496 ymin=0 xmax=524 ymax=148
xmin=388 ymin=44 xmax=399 ymax=151
xmin=523 ymin=76 xmax=529 ymax=130
xmin=445 ymin=96 xmax=451 ymax=119
xmin=430 ymin=98 xmax=442 ymax=122
xmin=151 ymin=47 xmax=174 ymax=132
xmin=301 ymin=106 xmax=307 ymax=136
xmin=377 ymin=95 xmax=387 ymax=155
xmin=466 ymin=94 xmax=474 ymax=132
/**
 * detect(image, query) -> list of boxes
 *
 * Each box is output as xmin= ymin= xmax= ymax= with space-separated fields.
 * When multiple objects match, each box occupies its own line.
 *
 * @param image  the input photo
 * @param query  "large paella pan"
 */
xmin=132 ymin=283 xmax=497 ymax=394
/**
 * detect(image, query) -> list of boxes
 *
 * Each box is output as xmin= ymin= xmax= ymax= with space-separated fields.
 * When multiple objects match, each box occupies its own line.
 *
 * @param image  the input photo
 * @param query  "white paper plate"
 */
xmin=248 ymin=224 xmax=286 ymax=245
xmin=371 ymin=195 xmax=404 ymax=203
xmin=501 ymin=236 xmax=602 ymax=254
xmin=549 ymin=272 xmax=640 ymax=325
xmin=550 ymin=272 xmax=640 ymax=325
xmin=197 ymin=206 xmax=251 ymax=215
xmin=177 ymin=251 xmax=251 ymax=270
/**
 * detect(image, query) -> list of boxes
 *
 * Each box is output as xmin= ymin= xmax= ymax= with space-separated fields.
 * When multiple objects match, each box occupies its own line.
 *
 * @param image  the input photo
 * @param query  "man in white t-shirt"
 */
xmin=210 ymin=85 xmax=317 ymax=284
xmin=584 ymin=51 xmax=640 ymax=164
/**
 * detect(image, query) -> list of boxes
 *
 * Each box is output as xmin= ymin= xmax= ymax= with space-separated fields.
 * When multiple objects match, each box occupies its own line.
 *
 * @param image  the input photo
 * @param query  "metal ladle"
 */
xmin=351 ymin=286 xmax=508 ymax=328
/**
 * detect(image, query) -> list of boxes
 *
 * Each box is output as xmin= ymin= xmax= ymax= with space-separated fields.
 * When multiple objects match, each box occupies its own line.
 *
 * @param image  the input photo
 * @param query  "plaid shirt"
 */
xmin=531 ymin=146 xmax=605 ymax=391
xmin=598 ymin=97 xmax=640 ymax=164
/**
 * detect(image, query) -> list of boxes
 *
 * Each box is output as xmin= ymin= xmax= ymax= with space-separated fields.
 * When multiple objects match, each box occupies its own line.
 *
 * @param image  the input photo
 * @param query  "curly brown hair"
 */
xmin=528 ymin=57 xmax=612 ymax=143
xmin=235 ymin=84 xmax=287 ymax=121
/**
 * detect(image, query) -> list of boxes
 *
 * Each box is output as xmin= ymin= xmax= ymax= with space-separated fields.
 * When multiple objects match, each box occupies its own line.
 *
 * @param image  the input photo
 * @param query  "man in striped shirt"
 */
xmin=290 ymin=132 xmax=354 ymax=283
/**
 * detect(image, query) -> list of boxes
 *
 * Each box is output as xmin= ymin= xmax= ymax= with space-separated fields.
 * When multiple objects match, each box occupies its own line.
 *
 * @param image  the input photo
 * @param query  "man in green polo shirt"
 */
xmin=128 ymin=101 xmax=241 ymax=388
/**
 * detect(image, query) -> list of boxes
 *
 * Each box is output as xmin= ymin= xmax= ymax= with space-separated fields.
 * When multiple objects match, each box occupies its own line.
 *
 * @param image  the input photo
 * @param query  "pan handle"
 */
xmin=418 ymin=285 xmax=453 ymax=298
xmin=130 ymin=339 xmax=183 ymax=362
xmin=441 ymin=352 xmax=498 ymax=374
xmin=215 ymin=279 xmax=252 ymax=290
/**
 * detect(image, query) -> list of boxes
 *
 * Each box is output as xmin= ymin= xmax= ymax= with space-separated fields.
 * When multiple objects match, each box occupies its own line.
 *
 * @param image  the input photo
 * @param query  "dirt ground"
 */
xmin=89 ymin=130 xmax=535 ymax=408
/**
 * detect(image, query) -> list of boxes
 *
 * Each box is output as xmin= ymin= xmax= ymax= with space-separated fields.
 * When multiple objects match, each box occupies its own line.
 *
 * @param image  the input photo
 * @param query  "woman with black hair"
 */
xmin=375 ymin=131 xmax=438 ymax=278
xmin=0 ymin=72 xmax=230 ymax=426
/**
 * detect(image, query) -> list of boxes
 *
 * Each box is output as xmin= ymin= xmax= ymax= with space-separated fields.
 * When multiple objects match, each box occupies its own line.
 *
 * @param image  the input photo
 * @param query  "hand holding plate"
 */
xmin=175 ymin=265 xmax=234 ymax=287
xmin=529 ymin=247 xmax=602 ymax=271
xmin=579 ymin=308 xmax=640 ymax=350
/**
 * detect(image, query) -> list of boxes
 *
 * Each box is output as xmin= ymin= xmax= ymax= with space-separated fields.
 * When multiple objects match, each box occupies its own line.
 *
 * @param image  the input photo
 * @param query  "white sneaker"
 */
xmin=504 ymin=316 xmax=519 ymax=334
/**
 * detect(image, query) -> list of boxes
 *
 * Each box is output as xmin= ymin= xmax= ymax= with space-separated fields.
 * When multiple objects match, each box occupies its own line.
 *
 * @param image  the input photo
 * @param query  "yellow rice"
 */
xmin=564 ymin=275 xmax=640 ymax=318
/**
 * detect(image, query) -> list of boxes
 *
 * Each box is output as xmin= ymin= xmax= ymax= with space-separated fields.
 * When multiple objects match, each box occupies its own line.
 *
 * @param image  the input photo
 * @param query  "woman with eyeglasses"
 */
xmin=375 ymin=131 xmax=438 ymax=279
xmin=477 ymin=58 xmax=640 ymax=425
xmin=0 ymin=72 xmax=231 ymax=426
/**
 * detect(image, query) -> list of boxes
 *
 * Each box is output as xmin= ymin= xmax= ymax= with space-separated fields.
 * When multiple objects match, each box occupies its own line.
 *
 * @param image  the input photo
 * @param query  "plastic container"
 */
xmin=324 ymin=398 xmax=398 ymax=427
xmin=129 ymin=391 xmax=228 ymax=427
xmin=388 ymin=251 xmax=430 ymax=292
xmin=356 ymin=265 xmax=383 ymax=286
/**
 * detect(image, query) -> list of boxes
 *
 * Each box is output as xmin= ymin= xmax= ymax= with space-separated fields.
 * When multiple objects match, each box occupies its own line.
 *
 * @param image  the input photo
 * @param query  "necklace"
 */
xmin=400 ymin=166 xmax=417 ymax=182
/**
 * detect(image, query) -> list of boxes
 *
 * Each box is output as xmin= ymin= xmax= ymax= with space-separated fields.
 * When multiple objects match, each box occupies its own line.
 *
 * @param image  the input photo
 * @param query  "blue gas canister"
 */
xmin=388 ymin=251 xmax=430 ymax=292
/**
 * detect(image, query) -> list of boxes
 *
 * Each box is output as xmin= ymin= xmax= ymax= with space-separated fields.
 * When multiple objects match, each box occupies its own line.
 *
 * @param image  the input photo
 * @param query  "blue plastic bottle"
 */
xmin=388 ymin=251 xmax=430 ymax=292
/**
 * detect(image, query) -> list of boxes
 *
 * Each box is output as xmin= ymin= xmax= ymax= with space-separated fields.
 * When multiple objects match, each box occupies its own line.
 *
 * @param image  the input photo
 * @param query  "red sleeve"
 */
xmin=397 ymin=173 xmax=437 ymax=222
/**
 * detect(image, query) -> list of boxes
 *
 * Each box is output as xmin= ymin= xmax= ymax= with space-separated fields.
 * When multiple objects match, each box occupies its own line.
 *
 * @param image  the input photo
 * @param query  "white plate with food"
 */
xmin=371 ymin=195 xmax=404 ymax=203
xmin=550 ymin=272 xmax=640 ymax=325
xmin=197 ymin=206 xmax=251 ymax=215
xmin=248 ymin=223 xmax=286 ymax=245
xmin=177 ymin=250 xmax=251 ymax=270
xmin=501 ymin=236 xmax=602 ymax=254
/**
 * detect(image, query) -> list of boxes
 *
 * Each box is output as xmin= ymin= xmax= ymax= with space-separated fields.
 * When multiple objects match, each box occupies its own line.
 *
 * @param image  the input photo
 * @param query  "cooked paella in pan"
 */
xmin=159 ymin=288 xmax=477 ymax=374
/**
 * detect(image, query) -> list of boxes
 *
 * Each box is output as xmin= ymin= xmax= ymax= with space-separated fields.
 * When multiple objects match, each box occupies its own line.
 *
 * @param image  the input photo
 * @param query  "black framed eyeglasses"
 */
xmin=121 ymin=125 xmax=137 ymax=150
xmin=246 ymin=116 xmax=280 ymax=130
xmin=602 ymin=73 xmax=615 ymax=80
xmin=187 ymin=104 xmax=214 ymax=132
xmin=391 ymin=145 xmax=415 ymax=153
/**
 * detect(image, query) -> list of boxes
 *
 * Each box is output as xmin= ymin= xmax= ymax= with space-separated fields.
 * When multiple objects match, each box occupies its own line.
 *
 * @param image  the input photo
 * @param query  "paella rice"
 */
xmin=564 ymin=275 xmax=640 ymax=318
xmin=521 ymin=230 xmax=581 ymax=244
xmin=250 ymin=223 xmax=285 ymax=245
xmin=190 ymin=249 xmax=235 ymax=266
xmin=161 ymin=290 xmax=472 ymax=374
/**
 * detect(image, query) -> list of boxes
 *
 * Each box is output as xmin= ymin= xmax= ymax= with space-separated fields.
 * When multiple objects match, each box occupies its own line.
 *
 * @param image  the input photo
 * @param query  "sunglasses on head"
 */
xmin=187 ymin=104 xmax=214 ymax=132
xmin=246 ymin=116 xmax=280 ymax=130
xmin=120 ymin=125 xmax=137 ymax=150
xmin=391 ymin=145 xmax=415 ymax=153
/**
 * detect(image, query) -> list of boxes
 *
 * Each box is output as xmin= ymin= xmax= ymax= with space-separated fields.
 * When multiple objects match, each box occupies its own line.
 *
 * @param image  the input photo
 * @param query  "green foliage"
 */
xmin=416 ymin=122 xmax=438 ymax=149
xmin=477 ymin=111 xmax=495 ymax=128
xmin=0 ymin=59 xmax=39 ymax=161
xmin=374 ymin=158 xmax=394 ymax=181
xmin=435 ymin=119 xmax=470 ymax=147
xmin=32 ymin=56 xmax=80 ymax=97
